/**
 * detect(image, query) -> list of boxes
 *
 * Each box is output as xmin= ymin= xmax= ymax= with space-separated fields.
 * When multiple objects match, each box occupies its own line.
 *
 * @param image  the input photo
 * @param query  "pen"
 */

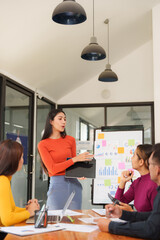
xmin=108 ymin=201 xmax=116 ymax=216
xmin=66 ymin=215 xmax=74 ymax=223
xmin=23 ymin=200 xmax=43 ymax=206
xmin=129 ymin=172 xmax=133 ymax=183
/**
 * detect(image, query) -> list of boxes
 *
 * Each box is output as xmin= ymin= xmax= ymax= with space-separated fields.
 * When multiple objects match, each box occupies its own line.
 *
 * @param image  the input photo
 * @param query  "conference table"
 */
xmin=5 ymin=210 xmax=145 ymax=240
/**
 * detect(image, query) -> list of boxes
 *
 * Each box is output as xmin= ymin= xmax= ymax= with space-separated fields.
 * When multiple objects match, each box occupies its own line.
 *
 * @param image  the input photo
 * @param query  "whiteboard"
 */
xmin=92 ymin=126 xmax=143 ymax=205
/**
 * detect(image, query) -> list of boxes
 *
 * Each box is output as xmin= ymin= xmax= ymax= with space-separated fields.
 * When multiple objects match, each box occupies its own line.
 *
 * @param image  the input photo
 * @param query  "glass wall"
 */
xmin=35 ymin=98 xmax=53 ymax=202
xmin=106 ymin=106 xmax=153 ymax=143
xmin=4 ymin=85 xmax=31 ymax=206
xmin=64 ymin=108 xmax=104 ymax=139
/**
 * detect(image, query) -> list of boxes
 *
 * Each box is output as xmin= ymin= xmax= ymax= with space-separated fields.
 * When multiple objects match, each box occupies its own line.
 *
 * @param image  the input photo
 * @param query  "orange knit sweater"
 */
xmin=38 ymin=135 xmax=76 ymax=177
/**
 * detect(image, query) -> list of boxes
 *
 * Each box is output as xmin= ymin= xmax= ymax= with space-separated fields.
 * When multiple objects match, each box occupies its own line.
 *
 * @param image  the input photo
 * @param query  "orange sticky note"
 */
xmin=118 ymin=147 xmax=124 ymax=154
xmin=118 ymin=177 xmax=121 ymax=183
xmin=98 ymin=133 xmax=104 ymax=139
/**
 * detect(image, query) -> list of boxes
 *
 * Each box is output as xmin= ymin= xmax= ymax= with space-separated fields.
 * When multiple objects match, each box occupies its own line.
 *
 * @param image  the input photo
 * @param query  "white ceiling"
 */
xmin=0 ymin=0 xmax=160 ymax=101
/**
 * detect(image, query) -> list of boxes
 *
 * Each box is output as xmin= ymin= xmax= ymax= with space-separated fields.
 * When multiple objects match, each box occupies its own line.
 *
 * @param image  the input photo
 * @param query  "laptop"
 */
xmin=26 ymin=191 xmax=75 ymax=224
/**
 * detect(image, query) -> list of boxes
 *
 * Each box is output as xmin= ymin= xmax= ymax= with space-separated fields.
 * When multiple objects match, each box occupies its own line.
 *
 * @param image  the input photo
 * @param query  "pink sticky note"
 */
xmin=102 ymin=140 xmax=106 ymax=147
xmin=118 ymin=162 xmax=125 ymax=170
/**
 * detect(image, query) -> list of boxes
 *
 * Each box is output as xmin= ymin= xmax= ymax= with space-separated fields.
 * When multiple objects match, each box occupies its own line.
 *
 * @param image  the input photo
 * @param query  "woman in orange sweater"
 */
xmin=38 ymin=109 xmax=93 ymax=210
xmin=0 ymin=139 xmax=40 ymax=239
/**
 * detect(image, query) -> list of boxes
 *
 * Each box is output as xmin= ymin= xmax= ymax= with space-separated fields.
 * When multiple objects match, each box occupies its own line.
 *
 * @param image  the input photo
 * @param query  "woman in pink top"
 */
xmin=115 ymin=144 xmax=157 ymax=212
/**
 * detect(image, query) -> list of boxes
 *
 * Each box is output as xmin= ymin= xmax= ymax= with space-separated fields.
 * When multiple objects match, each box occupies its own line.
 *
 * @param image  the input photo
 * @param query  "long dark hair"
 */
xmin=41 ymin=108 xmax=66 ymax=140
xmin=40 ymin=108 xmax=67 ymax=174
xmin=0 ymin=139 xmax=23 ymax=176
xmin=136 ymin=144 xmax=153 ymax=169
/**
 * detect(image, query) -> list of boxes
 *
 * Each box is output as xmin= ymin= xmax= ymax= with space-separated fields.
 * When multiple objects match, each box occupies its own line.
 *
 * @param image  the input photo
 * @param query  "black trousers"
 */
xmin=0 ymin=232 xmax=8 ymax=239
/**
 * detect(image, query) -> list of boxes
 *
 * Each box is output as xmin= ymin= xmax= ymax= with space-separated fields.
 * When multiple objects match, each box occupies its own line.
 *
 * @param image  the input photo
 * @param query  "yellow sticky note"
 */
xmin=118 ymin=147 xmax=124 ymax=154
xmin=98 ymin=133 xmax=104 ymax=139
xmin=104 ymin=179 xmax=111 ymax=186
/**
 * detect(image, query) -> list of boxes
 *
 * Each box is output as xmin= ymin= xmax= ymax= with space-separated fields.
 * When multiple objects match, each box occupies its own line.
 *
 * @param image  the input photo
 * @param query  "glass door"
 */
xmin=4 ymin=82 xmax=34 ymax=206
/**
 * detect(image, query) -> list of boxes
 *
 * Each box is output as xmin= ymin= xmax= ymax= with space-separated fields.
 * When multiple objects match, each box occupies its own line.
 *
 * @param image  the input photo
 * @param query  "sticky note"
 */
xmin=102 ymin=140 xmax=106 ymax=147
xmin=128 ymin=139 xmax=135 ymax=146
xmin=98 ymin=133 xmax=104 ymax=139
xmin=104 ymin=179 xmax=111 ymax=186
xmin=96 ymin=144 xmax=100 ymax=149
xmin=118 ymin=177 xmax=121 ymax=183
xmin=118 ymin=162 xmax=125 ymax=169
xmin=118 ymin=147 xmax=124 ymax=154
xmin=105 ymin=159 xmax=112 ymax=166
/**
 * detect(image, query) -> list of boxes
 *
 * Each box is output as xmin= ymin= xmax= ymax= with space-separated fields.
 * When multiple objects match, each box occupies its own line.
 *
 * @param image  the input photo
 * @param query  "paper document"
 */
xmin=58 ymin=223 xmax=98 ymax=233
xmin=79 ymin=217 xmax=105 ymax=224
xmin=0 ymin=224 xmax=64 ymax=236
xmin=92 ymin=208 xmax=106 ymax=215
xmin=79 ymin=217 xmax=127 ymax=225
xmin=48 ymin=209 xmax=84 ymax=216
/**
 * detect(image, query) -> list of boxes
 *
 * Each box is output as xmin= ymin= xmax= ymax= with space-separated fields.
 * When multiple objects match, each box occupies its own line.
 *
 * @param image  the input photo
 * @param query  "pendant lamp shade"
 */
xmin=98 ymin=19 xmax=118 ymax=82
xmin=98 ymin=64 xmax=118 ymax=82
xmin=52 ymin=0 xmax=87 ymax=25
xmin=81 ymin=0 xmax=106 ymax=61
xmin=81 ymin=36 xmax=106 ymax=61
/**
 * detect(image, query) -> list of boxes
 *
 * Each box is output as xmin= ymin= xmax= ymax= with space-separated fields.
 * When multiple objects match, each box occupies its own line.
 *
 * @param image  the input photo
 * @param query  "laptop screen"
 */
xmin=61 ymin=191 xmax=75 ymax=220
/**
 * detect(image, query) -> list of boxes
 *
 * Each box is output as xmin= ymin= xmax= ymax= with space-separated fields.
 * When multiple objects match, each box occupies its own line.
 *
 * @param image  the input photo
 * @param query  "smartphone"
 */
xmin=108 ymin=193 xmax=120 ymax=205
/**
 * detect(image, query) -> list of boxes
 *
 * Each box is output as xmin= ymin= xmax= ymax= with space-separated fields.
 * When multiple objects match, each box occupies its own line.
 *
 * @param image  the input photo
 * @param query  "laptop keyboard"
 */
xmin=47 ymin=215 xmax=61 ymax=223
xmin=26 ymin=215 xmax=61 ymax=224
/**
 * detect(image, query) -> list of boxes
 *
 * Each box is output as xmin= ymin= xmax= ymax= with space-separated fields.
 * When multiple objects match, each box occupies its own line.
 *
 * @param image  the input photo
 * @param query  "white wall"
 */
xmin=58 ymin=40 xmax=153 ymax=104
xmin=152 ymin=4 xmax=160 ymax=143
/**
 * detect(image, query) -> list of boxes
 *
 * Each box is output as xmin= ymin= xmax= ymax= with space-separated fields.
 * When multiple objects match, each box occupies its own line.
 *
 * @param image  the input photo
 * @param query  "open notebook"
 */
xmin=26 ymin=191 xmax=75 ymax=224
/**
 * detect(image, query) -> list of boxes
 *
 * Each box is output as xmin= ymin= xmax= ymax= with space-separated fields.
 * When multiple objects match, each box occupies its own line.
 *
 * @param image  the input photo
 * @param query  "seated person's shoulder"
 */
xmin=0 ymin=176 xmax=10 ymax=189
xmin=0 ymin=175 xmax=9 ymax=182
xmin=148 ymin=180 xmax=158 ymax=190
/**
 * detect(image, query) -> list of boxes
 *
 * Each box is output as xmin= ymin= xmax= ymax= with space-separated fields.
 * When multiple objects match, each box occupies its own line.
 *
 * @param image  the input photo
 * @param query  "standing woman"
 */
xmin=38 ymin=109 xmax=93 ymax=210
xmin=0 ymin=140 xmax=39 ymax=239
xmin=115 ymin=144 xmax=157 ymax=212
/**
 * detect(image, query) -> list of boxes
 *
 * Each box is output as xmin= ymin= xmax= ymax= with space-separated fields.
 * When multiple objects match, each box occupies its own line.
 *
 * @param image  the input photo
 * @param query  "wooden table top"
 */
xmin=5 ymin=210 xmax=144 ymax=240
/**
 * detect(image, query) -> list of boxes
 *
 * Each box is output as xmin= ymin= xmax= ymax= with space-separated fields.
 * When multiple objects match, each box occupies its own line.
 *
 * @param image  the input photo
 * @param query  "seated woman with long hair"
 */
xmin=0 ymin=139 xmax=40 ymax=228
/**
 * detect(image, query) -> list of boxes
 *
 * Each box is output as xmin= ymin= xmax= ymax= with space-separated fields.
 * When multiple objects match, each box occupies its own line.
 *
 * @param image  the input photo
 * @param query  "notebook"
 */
xmin=26 ymin=191 xmax=75 ymax=224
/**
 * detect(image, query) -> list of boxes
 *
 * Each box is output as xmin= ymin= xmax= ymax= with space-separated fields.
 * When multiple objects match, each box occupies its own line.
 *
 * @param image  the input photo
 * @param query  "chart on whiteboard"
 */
xmin=93 ymin=128 xmax=143 ymax=204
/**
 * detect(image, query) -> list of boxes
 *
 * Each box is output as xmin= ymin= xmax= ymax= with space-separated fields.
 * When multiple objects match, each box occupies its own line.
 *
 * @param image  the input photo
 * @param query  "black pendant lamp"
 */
xmin=98 ymin=19 xmax=118 ymax=82
xmin=81 ymin=0 xmax=106 ymax=61
xmin=52 ymin=0 xmax=87 ymax=25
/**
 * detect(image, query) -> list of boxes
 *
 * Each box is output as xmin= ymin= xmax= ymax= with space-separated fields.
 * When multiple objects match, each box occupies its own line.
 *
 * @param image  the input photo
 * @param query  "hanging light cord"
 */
xmin=107 ymin=20 xmax=109 ymax=64
xmin=93 ymin=0 xmax=94 ymax=36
